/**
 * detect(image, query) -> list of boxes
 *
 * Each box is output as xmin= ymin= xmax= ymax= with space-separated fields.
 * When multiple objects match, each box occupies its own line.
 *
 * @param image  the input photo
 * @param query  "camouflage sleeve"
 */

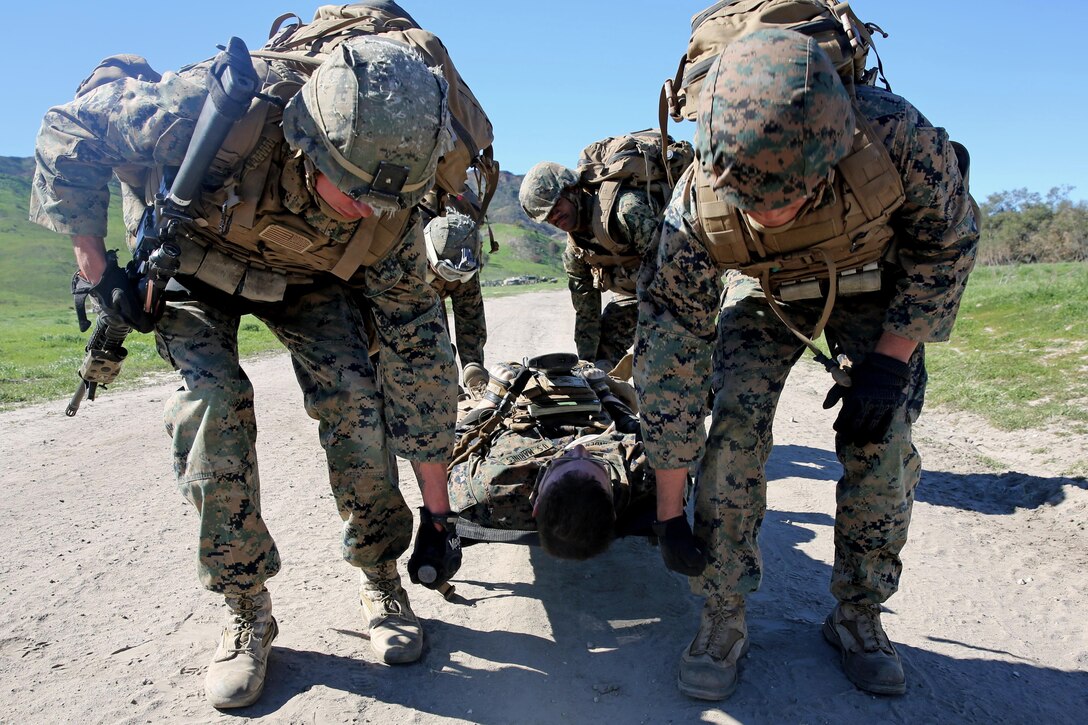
xmin=363 ymin=215 xmax=457 ymax=460
xmin=863 ymin=89 xmax=979 ymax=343
xmin=564 ymin=239 xmax=602 ymax=361
xmin=614 ymin=189 xmax=663 ymax=259
xmin=30 ymin=68 xmax=208 ymax=236
xmin=634 ymin=169 xmax=723 ymax=469
xmin=449 ymin=276 xmax=487 ymax=368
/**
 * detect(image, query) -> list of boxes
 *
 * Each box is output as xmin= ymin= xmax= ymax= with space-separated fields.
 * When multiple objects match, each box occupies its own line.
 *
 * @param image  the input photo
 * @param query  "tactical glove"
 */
xmin=822 ymin=352 xmax=910 ymax=445
xmin=652 ymin=515 xmax=708 ymax=576
xmin=407 ymin=508 xmax=462 ymax=589
xmin=88 ymin=253 xmax=156 ymax=334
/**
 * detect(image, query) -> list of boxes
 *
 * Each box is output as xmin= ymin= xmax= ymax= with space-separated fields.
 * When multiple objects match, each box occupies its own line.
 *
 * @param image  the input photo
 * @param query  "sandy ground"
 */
xmin=1 ymin=288 xmax=1085 ymax=724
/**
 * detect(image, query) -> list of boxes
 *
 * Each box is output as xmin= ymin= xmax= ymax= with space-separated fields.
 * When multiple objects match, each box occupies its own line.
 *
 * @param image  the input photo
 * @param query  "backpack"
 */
xmin=661 ymin=0 xmax=886 ymax=126
xmin=254 ymin=2 xmax=500 ymax=220
xmin=575 ymin=129 xmax=695 ymax=254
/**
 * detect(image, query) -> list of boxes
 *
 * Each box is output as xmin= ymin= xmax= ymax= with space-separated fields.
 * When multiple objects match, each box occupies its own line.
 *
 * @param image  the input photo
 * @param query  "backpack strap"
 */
xmin=329 ymin=208 xmax=412 ymax=281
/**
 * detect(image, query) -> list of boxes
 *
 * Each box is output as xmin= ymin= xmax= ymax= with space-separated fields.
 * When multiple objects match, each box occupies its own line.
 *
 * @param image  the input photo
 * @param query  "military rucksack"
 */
xmin=575 ymin=129 xmax=695 ymax=254
xmin=661 ymin=0 xmax=886 ymax=126
xmin=254 ymin=1 xmax=500 ymax=220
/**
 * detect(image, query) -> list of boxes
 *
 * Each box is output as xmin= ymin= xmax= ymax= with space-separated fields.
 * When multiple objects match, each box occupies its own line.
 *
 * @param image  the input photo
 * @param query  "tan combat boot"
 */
xmin=822 ymin=602 xmax=906 ymax=695
xmin=677 ymin=594 xmax=749 ymax=700
xmin=360 ymin=561 xmax=423 ymax=664
xmin=204 ymin=589 xmax=278 ymax=709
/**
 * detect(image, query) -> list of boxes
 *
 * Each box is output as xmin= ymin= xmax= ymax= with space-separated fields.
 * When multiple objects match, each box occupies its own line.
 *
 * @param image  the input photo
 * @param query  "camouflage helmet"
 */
xmin=283 ymin=37 xmax=454 ymax=210
xmin=694 ymin=28 xmax=854 ymax=211
xmin=424 ymin=209 xmax=482 ymax=282
xmin=519 ymin=161 xmax=579 ymax=222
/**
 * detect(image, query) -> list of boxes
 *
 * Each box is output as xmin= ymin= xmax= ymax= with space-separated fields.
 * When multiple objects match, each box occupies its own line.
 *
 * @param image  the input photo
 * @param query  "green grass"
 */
xmin=923 ymin=262 xmax=1088 ymax=433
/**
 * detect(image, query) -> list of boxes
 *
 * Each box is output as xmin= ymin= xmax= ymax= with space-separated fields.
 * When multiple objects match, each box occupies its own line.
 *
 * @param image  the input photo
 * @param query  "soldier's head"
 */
xmin=424 ymin=209 xmax=482 ymax=283
xmin=533 ymin=444 xmax=616 ymax=560
xmin=283 ymin=37 xmax=453 ymax=218
xmin=695 ymin=28 xmax=854 ymax=228
xmin=519 ymin=161 xmax=580 ymax=231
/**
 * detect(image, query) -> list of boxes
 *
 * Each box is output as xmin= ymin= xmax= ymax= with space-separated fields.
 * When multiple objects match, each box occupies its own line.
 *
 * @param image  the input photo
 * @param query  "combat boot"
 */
xmin=677 ymin=594 xmax=749 ymax=700
xmin=822 ymin=602 xmax=906 ymax=695
xmin=360 ymin=561 xmax=423 ymax=664
xmin=204 ymin=588 xmax=278 ymax=709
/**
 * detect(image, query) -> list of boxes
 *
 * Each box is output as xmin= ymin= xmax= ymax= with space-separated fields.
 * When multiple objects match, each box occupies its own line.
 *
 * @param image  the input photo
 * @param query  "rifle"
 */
xmin=66 ymin=36 xmax=259 ymax=416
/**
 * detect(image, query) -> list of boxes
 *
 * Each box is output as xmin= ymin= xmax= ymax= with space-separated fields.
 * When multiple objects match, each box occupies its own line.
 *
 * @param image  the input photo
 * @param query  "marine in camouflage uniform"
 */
xmin=448 ymin=361 xmax=655 ymax=558
xmin=422 ymin=208 xmax=487 ymax=380
xmin=635 ymin=30 xmax=978 ymax=699
xmin=30 ymin=37 xmax=461 ymax=708
xmin=519 ymin=162 xmax=661 ymax=367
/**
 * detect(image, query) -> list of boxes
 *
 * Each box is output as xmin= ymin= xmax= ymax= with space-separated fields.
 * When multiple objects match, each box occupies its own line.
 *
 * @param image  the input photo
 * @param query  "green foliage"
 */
xmin=979 ymin=187 xmax=1088 ymax=265
xmin=480 ymin=222 xmax=565 ymax=281
xmin=925 ymin=262 xmax=1088 ymax=432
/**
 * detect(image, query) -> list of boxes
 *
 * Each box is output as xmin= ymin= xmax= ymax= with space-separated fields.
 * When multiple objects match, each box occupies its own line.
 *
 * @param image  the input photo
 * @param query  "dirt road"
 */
xmin=1 ymin=289 xmax=1084 ymax=723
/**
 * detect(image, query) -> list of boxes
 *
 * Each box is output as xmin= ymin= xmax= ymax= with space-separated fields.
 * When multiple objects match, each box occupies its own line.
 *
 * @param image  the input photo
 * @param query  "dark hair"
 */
xmin=535 ymin=467 xmax=615 ymax=560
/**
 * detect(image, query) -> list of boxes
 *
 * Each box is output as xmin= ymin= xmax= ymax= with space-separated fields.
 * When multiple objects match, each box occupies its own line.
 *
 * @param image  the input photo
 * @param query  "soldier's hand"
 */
xmin=652 ymin=515 xmax=708 ymax=576
xmin=822 ymin=352 xmax=910 ymax=445
xmin=407 ymin=508 xmax=462 ymax=589
xmin=88 ymin=255 xmax=155 ymax=333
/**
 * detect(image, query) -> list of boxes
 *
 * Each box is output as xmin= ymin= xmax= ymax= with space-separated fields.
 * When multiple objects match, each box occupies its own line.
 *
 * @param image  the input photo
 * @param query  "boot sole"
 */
xmin=677 ymin=639 xmax=749 ymax=701
xmin=821 ymin=616 xmax=906 ymax=696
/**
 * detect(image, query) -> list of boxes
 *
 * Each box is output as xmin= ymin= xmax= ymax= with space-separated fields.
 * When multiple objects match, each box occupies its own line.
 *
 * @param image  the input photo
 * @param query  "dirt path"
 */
xmin=1 ymin=289 xmax=1084 ymax=723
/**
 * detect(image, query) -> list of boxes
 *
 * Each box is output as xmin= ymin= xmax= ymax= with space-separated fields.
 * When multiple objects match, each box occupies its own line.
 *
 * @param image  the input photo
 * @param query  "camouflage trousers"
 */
xmin=694 ymin=280 xmax=926 ymax=605
xmin=595 ymin=294 xmax=639 ymax=366
xmin=155 ymin=282 xmax=412 ymax=595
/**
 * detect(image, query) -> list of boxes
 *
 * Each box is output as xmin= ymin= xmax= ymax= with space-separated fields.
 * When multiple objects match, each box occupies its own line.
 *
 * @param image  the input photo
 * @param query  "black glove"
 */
xmin=407 ymin=508 xmax=462 ymax=589
xmin=88 ymin=253 xmax=155 ymax=333
xmin=822 ymin=352 xmax=910 ymax=445
xmin=652 ymin=515 xmax=707 ymax=576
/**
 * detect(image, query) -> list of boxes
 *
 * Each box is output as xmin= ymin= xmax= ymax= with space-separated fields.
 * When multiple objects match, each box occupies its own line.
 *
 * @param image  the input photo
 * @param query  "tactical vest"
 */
xmin=146 ymin=58 xmax=410 ymax=301
xmin=567 ymin=189 xmax=642 ymax=296
xmin=690 ymin=113 xmax=905 ymax=298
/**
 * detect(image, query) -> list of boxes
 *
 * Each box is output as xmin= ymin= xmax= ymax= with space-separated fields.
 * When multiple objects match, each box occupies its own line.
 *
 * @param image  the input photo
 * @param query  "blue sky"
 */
xmin=10 ymin=1 xmax=1087 ymax=202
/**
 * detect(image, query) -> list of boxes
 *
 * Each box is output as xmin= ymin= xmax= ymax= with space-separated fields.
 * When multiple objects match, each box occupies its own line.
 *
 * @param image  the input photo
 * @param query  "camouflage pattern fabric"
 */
xmin=30 ymin=46 xmax=457 ymax=596
xmin=636 ymin=83 xmax=978 ymax=604
xmin=432 ymin=275 xmax=487 ymax=369
xmin=518 ymin=161 xmax=579 ymax=222
xmin=447 ymin=426 xmax=654 ymax=537
xmin=695 ymin=282 xmax=926 ymax=601
xmin=565 ymin=188 xmax=660 ymax=363
xmin=694 ymin=29 xmax=853 ymax=211
xmin=283 ymin=37 xmax=453 ymax=210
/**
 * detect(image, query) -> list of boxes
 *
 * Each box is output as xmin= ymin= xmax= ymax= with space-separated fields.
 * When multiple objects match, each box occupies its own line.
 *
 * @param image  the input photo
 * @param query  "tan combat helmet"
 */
xmin=695 ymin=28 xmax=854 ymax=212
xmin=519 ymin=161 xmax=579 ymax=222
xmin=424 ymin=209 xmax=481 ymax=283
xmin=283 ymin=37 xmax=454 ymax=211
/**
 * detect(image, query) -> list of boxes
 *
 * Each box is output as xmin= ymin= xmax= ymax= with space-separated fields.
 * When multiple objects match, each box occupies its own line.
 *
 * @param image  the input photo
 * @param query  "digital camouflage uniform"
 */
xmin=636 ymin=62 xmax=978 ymax=607
xmin=30 ymin=44 xmax=457 ymax=596
xmin=430 ymin=275 xmax=486 ymax=369
xmin=448 ymin=426 xmax=655 ymax=538
xmin=563 ymin=188 xmax=660 ymax=364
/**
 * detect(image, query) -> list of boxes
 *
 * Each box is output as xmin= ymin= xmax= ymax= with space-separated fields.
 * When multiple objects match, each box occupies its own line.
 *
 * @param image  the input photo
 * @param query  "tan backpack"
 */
xmin=661 ymin=0 xmax=886 ymax=128
xmin=253 ymin=2 xmax=500 ymax=220
xmin=575 ymin=129 xmax=695 ymax=254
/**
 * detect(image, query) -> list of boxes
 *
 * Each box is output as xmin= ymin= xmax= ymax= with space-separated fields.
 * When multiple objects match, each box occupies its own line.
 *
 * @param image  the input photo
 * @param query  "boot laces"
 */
xmin=695 ymin=596 xmax=743 ymax=660
xmin=848 ymin=603 xmax=892 ymax=653
xmin=366 ymin=577 xmax=405 ymax=618
xmin=226 ymin=594 xmax=261 ymax=654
